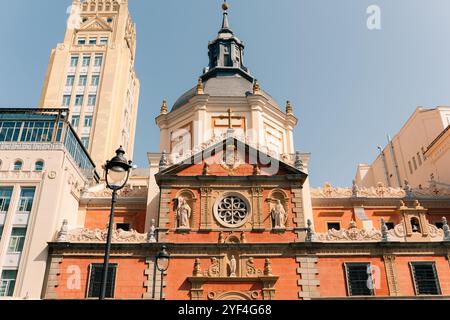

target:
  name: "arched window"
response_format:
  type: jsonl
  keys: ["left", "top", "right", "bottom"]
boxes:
{"left": 14, "top": 160, "right": 23, "bottom": 171}
{"left": 35, "top": 161, "right": 44, "bottom": 172}
{"left": 411, "top": 218, "right": 421, "bottom": 233}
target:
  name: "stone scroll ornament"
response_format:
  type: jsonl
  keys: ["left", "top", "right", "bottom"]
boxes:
{"left": 176, "top": 196, "right": 191, "bottom": 229}
{"left": 204, "top": 257, "right": 220, "bottom": 277}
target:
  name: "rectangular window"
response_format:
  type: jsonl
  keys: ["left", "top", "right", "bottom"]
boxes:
{"left": 62, "top": 95, "right": 71, "bottom": 107}
{"left": 79, "top": 75, "right": 87, "bottom": 86}
{"left": 417, "top": 152, "right": 422, "bottom": 166}
{"left": 412, "top": 157, "right": 417, "bottom": 170}
{"left": 327, "top": 222, "right": 341, "bottom": 231}
{"left": 0, "top": 270, "right": 17, "bottom": 297}
{"left": 82, "top": 56, "right": 91, "bottom": 67}
{"left": 87, "top": 95, "right": 97, "bottom": 106}
{"left": 89, "top": 37, "right": 97, "bottom": 45}
{"left": 75, "top": 95, "right": 84, "bottom": 106}
{"left": 385, "top": 222, "right": 395, "bottom": 230}
{"left": 77, "top": 37, "right": 86, "bottom": 45}
{"left": 70, "top": 56, "right": 79, "bottom": 67}
{"left": 411, "top": 262, "right": 441, "bottom": 295}
{"left": 81, "top": 137, "right": 90, "bottom": 149}
{"left": 0, "top": 121, "right": 21, "bottom": 142}
{"left": 116, "top": 223, "right": 130, "bottom": 231}
{"left": 0, "top": 187, "right": 13, "bottom": 212}
{"left": 71, "top": 115, "right": 80, "bottom": 128}
{"left": 91, "top": 75, "right": 100, "bottom": 86}
{"left": 18, "top": 187, "right": 35, "bottom": 212}
{"left": 99, "top": 37, "right": 108, "bottom": 45}
{"left": 20, "top": 121, "right": 54, "bottom": 142}
{"left": 87, "top": 264, "right": 117, "bottom": 298}
{"left": 66, "top": 75, "right": 75, "bottom": 86}
{"left": 345, "top": 263, "right": 374, "bottom": 296}
{"left": 7, "top": 228, "right": 27, "bottom": 253}
{"left": 84, "top": 116, "right": 93, "bottom": 127}
{"left": 94, "top": 55, "right": 103, "bottom": 67}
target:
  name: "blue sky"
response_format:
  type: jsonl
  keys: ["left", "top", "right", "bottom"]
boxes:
{"left": 1, "top": 0, "right": 450, "bottom": 187}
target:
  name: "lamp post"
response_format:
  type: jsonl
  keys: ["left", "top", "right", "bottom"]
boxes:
{"left": 99, "top": 146, "right": 133, "bottom": 300}
{"left": 155, "top": 246, "right": 170, "bottom": 300}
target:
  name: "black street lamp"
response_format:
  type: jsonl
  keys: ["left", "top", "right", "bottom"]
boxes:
{"left": 155, "top": 245, "right": 170, "bottom": 300}
{"left": 99, "top": 146, "right": 133, "bottom": 300}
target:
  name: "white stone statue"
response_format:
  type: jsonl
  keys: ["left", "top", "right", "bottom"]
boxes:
{"left": 177, "top": 197, "right": 191, "bottom": 229}
{"left": 230, "top": 255, "right": 237, "bottom": 277}
{"left": 271, "top": 200, "right": 287, "bottom": 229}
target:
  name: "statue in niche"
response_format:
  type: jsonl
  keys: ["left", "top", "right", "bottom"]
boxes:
{"left": 271, "top": 200, "right": 287, "bottom": 229}
{"left": 176, "top": 197, "right": 191, "bottom": 229}
{"left": 229, "top": 255, "right": 237, "bottom": 277}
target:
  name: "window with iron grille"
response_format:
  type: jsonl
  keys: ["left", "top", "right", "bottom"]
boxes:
{"left": 345, "top": 263, "right": 374, "bottom": 296}
{"left": 410, "top": 262, "right": 441, "bottom": 295}
{"left": 87, "top": 263, "right": 117, "bottom": 298}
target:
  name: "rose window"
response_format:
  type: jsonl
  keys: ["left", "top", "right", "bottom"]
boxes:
{"left": 214, "top": 195, "right": 250, "bottom": 228}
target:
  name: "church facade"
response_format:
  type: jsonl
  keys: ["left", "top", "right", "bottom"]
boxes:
{"left": 1, "top": 0, "right": 450, "bottom": 300}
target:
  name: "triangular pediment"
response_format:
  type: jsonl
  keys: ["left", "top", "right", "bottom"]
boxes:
{"left": 79, "top": 17, "right": 112, "bottom": 32}
{"left": 156, "top": 138, "right": 307, "bottom": 181}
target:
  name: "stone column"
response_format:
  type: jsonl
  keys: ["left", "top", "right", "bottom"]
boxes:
{"left": 251, "top": 187, "right": 264, "bottom": 231}
{"left": 383, "top": 255, "right": 400, "bottom": 296}
{"left": 200, "top": 188, "right": 213, "bottom": 230}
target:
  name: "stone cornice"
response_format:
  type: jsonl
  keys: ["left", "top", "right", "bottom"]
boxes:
{"left": 48, "top": 241, "right": 450, "bottom": 256}
{"left": 312, "top": 197, "right": 450, "bottom": 208}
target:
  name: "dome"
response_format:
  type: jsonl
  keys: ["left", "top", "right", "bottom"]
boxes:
{"left": 171, "top": 75, "right": 279, "bottom": 111}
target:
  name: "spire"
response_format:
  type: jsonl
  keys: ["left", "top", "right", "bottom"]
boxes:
{"left": 202, "top": 0, "right": 253, "bottom": 82}
{"left": 220, "top": 1, "right": 233, "bottom": 34}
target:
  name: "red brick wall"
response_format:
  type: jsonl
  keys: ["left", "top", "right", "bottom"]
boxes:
{"left": 317, "top": 257, "right": 389, "bottom": 297}
{"left": 165, "top": 186, "right": 297, "bottom": 243}
{"left": 56, "top": 257, "right": 146, "bottom": 299}
{"left": 313, "top": 207, "right": 403, "bottom": 232}
{"left": 164, "top": 257, "right": 299, "bottom": 300}
{"left": 395, "top": 256, "right": 450, "bottom": 296}
{"left": 85, "top": 209, "right": 146, "bottom": 233}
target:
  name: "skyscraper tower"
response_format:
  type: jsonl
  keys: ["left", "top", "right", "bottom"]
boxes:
{"left": 39, "top": 0, "right": 140, "bottom": 172}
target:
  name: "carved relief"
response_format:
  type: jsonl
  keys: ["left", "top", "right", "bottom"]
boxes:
{"left": 315, "top": 221, "right": 382, "bottom": 242}
{"left": 311, "top": 182, "right": 450, "bottom": 199}
{"left": 204, "top": 258, "right": 221, "bottom": 277}
{"left": 65, "top": 228, "right": 147, "bottom": 243}
{"left": 208, "top": 291, "right": 259, "bottom": 300}
{"left": 245, "top": 257, "right": 262, "bottom": 277}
